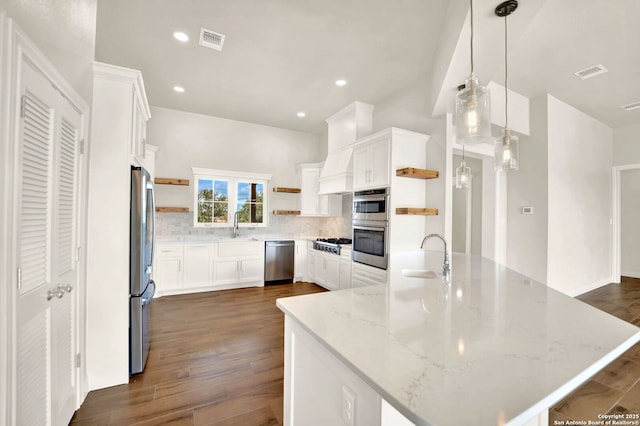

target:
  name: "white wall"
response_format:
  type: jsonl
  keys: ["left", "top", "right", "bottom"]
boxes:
{"left": 147, "top": 106, "right": 323, "bottom": 212}
{"left": 613, "top": 123, "right": 640, "bottom": 166}
{"left": 621, "top": 169, "right": 640, "bottom": 278}
{"left": 371, "top": 78, "right": 448, "bottom": 251}
{"left": 143, "top": 106, "right": 352, "bottom": 237}
{"left": 546, "top": 95, "right": 613, "bottom": 295}
{"left": 506, "top": 96, "right": 549, "bottom": 284}
{"left": 0, "top": 0, "right": 97, "bottom": 102}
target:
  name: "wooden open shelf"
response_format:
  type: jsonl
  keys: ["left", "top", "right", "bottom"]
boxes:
{"left": 396, "top": 208, "right": 438, "bottom": 216}
{"left": 396, "top": 168, "right": 439, "bottom": 180}
{"left": 155, "top": 177, "right": 190, "bottom": 186}
{"left": 272, "top": 187, "right": 301, "bottom": 193}
{"left": 156, "top": 207, "right": 189, "bottom": 213}
{"left": 272, "top": 210, "right": 301, "bottom": 215}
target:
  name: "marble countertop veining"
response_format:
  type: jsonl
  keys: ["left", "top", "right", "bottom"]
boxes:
{"left": 276, "top": 251, "right": 640, "bottom": 426}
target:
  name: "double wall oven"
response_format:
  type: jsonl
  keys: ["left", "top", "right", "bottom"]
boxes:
{"left": 352, "top": 188, "right": 389, "bottom": 270}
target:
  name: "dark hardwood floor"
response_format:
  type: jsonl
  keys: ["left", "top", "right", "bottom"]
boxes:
{"left": 549, "top": 276, "right": 640, "bottom": 423}
{"left": 71, "top": 278, "right": 640, "bottom": 425}
{"left": 70, "top": 282, "right": 325, "bottom": 425}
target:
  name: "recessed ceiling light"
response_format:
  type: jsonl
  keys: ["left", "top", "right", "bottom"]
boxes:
{"left": 297, "top": 112, "right": 306, "bottom": 118}
{"left": 173, "top": 86, "right": 185, "bottom": 93}
{"left": 335, "top": 79, "right": 347, "bottom": 87}
{"left": 173, "top": 31, "right": 189, "bottom": 42}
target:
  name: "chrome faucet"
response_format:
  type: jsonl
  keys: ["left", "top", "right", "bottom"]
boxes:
{"left": 420, "top": 234, "right": 450, "bottom": 279}
{"left": 233, "top": 211, "right": 240, "bottom": 238}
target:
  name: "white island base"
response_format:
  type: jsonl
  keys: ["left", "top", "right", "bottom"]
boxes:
{"left": 277, "top": 253, "right": 640, "bottom": 426}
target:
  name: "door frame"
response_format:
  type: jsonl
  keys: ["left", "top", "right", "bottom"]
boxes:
{"left": 611, "top": 163, "right": 640, "bottom": 283}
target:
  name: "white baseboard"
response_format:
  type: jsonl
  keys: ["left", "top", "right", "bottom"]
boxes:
{"left": 621, "top": 270, "right": 640, "bottom": 279}
{"left": 567, "top": 277, "right": 613, "bottom": 297}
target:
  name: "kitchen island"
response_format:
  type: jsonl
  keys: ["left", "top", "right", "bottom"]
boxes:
{"left": 276, "top": 252, "right": 640, "bottom": 426}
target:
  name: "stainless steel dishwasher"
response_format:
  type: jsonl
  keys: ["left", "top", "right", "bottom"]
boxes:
{"left": 264, "top": 240, "right": 295, "bottom": 284}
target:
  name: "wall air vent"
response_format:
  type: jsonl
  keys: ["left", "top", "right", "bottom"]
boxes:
{"left": 199, "top": 28, "right": 225, "bottom": 51}
{"left": 574, "top": 64, "right": 608, "bottom": 80}
{"left": 621, "top": 101, "right": 640, "bottom": 111}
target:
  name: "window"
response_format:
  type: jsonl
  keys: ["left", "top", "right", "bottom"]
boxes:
{"left": 192, "top": 168, "right": 271, "bottom": 228}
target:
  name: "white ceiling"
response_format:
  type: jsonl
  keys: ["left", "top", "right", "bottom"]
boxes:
{"left": 95, "top": 0, "right": 640, "bottom": 134}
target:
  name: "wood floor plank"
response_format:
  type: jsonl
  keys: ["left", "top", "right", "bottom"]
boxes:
{"left": 200, "top": 405, "right": 279, "bottom": 426}
{"left": 72, "top": 282, "right": 324, "bottom": 424}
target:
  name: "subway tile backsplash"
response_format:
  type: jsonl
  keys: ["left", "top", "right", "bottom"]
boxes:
{"left": 156, "top": 211, "right": 351, "bottom": 239}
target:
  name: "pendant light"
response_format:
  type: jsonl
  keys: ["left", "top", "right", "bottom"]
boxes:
{"left": 455, "top": 0, "right": 492, "bottom": 145}
{"left": 455, "top": 146, "right": 472, "bottom": 189}
{"left": 494, "top": 0, "right": 519, "bottom": 171}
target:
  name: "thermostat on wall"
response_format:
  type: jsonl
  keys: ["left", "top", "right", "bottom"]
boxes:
{"left": 521, "top": 206, "right": 534, "bottom": 215}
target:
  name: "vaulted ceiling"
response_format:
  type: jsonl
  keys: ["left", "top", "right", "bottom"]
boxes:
{"left": 95, "top": 0, "right": 640, "bottom": 134}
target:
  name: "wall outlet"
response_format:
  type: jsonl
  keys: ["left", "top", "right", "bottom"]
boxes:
{"left": 342, "top": 386, "right": 356, "bottom": 426}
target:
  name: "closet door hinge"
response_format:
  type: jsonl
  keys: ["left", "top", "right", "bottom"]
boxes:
{"left": 75, "top": 353, "right": 81, "bottom": 368}
{"left": 20, "top": 95, "right": 26, "bottom": 118}
{"left": 79, "top": 139, "right": 85, "bottom": 154}
{"left": 17, "top": 267, "right": 22, "bottom": 290}
{"left": 76, "top": 246, "right": 82, "bottom": 263}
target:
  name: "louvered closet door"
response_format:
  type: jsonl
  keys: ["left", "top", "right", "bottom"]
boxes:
{"left": 15, "top": 56, "right": 82, "bottom": 425}
{"left": 51, "top": 93, "right": 81, "bottom": 425}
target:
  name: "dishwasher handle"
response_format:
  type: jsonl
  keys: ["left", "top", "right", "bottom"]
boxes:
{"left": 266, "top": 241, "right": 295, "bottom": 247}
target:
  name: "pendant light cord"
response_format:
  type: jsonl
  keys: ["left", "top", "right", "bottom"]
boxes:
{"left": 504, "top": 13, "right": 508, "bottom": 129}
{"left": 470, "top": 0, "right": 474, "bottom": 74}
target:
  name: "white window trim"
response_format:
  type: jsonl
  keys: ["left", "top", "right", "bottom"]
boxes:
{"left": 192, "top": 167, "right": 272, "bottom": 228}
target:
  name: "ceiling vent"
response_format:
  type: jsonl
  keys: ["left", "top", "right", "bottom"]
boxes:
{"left": 574, "top": 64, "right": 608, "bottom": 80}
{"left": 199, "top": 28, "right": 225, "bottom": 51}
{"left": 621, "top": 101, "right": 640, "bottom": 111}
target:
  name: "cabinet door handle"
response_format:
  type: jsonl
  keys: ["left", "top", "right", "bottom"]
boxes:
{"left": 239, "top": 260, "right": 243, "bottom": 272}
{"left": 178, "top": 260, "right": 181, "bottom": 271}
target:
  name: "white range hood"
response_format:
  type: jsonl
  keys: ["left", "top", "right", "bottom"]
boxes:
{"left": 318, "top": 101, "right": 374, "bottom": 195}
{"left": 318, "top": 146, "right": 353, "bottom": 195}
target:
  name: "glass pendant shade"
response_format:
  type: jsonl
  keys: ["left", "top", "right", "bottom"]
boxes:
{"left": 495, "top": 128, "right": 519, "bottom": 171}
{"left": 455, "top": 159, "right": 472, "bottom": 189}
{"left": 454, "top": 75, "right": 492, "bottom": 145}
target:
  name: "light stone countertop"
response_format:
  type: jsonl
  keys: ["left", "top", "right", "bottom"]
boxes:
{"left": 156, "top": 234, "right": 319, "bottom": 243}
{"left": 276, "top": 251, "right": 640, "bottom": 426}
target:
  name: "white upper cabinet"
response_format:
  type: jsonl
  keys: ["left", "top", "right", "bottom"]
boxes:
{"left": 298, "top": 163, "right": 342, "bottom": 217}
{"left": 352, "top": 137, "right": 390, "bottom": 190}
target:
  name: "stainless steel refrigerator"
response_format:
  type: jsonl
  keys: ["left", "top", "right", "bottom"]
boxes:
{"left": 130, "top": 166, "right": 156, "bottom": 375}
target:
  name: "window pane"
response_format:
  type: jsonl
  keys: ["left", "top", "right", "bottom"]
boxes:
{"left": 237, "top": 202, "right": 249, "bottom": 223}
{"left": 214, "top": 181, "right": 228, "bottom": 202}
{"left": 237, "top": 182, "right": 250, "bottom": 203}
{"left": 255, "top": 204, "right": 263, "bottom": 223}
{"left": 198, "top": 201, "right": 212, "bottom": 223}
{"left": 198, "top": 179, "right": 213, "bottom": 202}
{"left": 254, "top": 183, "right": 263, "bottom": 202}
{"left": 214, "top": 202, "right": 227, "bottom": 223}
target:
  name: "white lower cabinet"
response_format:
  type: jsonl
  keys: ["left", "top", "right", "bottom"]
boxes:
{"left": 183, "top": 244, "right": 213, "bottom": 288}
{"left": 352, "top": 262, "right": 387, "bottom": 288}
{"left": 155, "top": 240, "right": 264, "bottom": 295}
{"left": 315, "top": 254, "right": 340, "bottom": 291}
{"left": 339, "top": 259, "right": 352, "bottom": 290}
{"left": 213, "top": 240, "right": 263, "bottom": 286}
{"left": 155, "top": 244, "right": 184, "bottom": 294}
{"left": 294, "top": 240, "right": 307, "bottom": 282}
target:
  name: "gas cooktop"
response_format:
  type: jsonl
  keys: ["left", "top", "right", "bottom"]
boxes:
{"left": 313, "top": 238, "right": 352, "bottom": 255}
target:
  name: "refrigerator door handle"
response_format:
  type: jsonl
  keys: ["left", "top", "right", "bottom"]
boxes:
{"left": 146, "top": 179, "right": 156, "bottom": 272}
{"left": 141, "top": 280, "right": 156, "bottom": 306}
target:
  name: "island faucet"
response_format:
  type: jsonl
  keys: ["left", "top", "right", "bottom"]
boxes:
{"left": 233, "top": 211, "right": 240, "bottom": 238}
{"left": 420, "top": 234, "right": 450, "bottom": 279}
